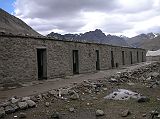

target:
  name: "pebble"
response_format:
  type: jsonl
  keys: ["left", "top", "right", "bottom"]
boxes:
{"left": 69, "top": 107, "right": 75, "bottom": 112}
{"left": 19, "top": 112, "right": 27, "bottom": 118}
{"left": 45, "top": 102, "right": 50, "bottom": 107}
{"left": 121, "top": 109, "right": 131, "bottom": 117}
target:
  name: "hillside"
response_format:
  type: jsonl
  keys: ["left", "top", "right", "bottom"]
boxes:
{"left": 125, "top": 33, "right": 160, "bottom": 50}
{"left": 140, "top": 35, "right": 160, "bottom": 50}
{"left": 0, "top": 8, "right": 40, "bottom": 36}
{"left": 47, "top": 29, "right": 129, "bottom": 47}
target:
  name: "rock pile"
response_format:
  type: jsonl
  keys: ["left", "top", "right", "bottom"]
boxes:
{"left": 0, "top": 96, "right": 36, "bottom": 118}
{"left": 0, "top": 62, "right": 160, "bottom": 118}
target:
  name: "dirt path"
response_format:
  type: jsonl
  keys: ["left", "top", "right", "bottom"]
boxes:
{"left": 0, "top": 62, "right": 153, "bottom": 101}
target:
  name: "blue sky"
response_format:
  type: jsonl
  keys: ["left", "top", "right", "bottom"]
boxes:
{"left": 0, "top": 0, "right": 15, "bottom": 14}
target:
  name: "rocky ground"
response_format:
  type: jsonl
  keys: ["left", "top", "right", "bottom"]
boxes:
{"left": 0, "top": 62, "right": 160, "bottom": 119}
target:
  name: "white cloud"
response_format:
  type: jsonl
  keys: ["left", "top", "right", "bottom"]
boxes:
{"left": 14, "top": 0, "right": 160, "bottom": 37}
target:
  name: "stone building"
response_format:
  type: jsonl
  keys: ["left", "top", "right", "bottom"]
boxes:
{"left": 0, "top": 34, "right": 146, "bottom": 83}
{"left": 146, "top": 49, "right": 160, "bottom": 61}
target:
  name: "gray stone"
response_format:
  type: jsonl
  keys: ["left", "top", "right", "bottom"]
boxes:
{"left": 96, "top": 109, "right": 104, "bottom": 116}
{"left": 18, "top": 102, "right": 28, "bottom": 109}
{"left": 142, "top": 114, "right": 147, "bottom": 117}
{"left": 0, "top": 102, "right": 10, "bottom": 107}
{"left": 5, "top": 105, "right": 15, "bottom": 114}
{"left": 0, "top": 107, "right": 5, "bottom": 118}
{"left": 157, "top": 114, "right": 160, "bottom": 118}
{"left": 121, "top": 109, "right": 131, "bottom": 117}
{"left": 11, "top": 98, "right": 19, "bottom": 104}
{"left": 19, "top": 112, "right": 27, "bottom": 118}
{"left": 137, "top": 96, "right": 150, "bottom": 103}
{"left": 45, "top": 102, "right": 50, "bottom": 107}
{"left": 51, "top": 112, "right": 60, "bottom": 119}
{"left": 25, "top": 100, "right": 36, "bottom": 107}
{"left": 30, "top": 96, "right": 38, "bottom": 102}
{"left": 70, "top": 93, "right": 79, "bottom": 100}
{"left": 151, "top": 110, "right": 159, "bottom": 116}
{"left": 42, "top": 93, "right": 49, "bottom": 99}
{"left": 48, "top": 90, "right": 57, "bottom": 96}
{"left": 69, "top": 107, "right": 75, "bottom": 112}
{"left": 22, "top": 97, "right": 30, "bottom": 101}
{"left": 59, "top": 88, "right": 69, "bottom": 97}
{"left": 10, "top": 104, "right": 19, "bottom": 111}
{"left": 37, "top": 94, "right": 42, "bottom": 100}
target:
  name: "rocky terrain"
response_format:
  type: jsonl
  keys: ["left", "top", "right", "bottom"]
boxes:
{"left": 0, "top": 62, "right": 160, "bottom": 119}
{"left": 47, "top": 29, "right": 129, "bottom": 47}
{"left": 47, "top": 30, "right": 160, "bottom": 50}
{"left": 126, "top": 33, "right": 160, "bottom": 50}
{"left": 0, "top": 8, "right": 40, "bottom": 36}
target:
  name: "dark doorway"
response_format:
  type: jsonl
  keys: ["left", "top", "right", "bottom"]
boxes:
{"left": 111, "top": 51, "right": 114, "bottom": 68}
{"left": 37, "top": 49, "right": 47, "bottom": 80}
{"left": 96, "top": 50, "right": 100, "bottom": 70}
{"left": 73, "top": 50, "right": 79, "bottom": 74}
{"left": 122, "top": 51, "right": 125, "bottom": 65}
{"left": 130, "top": 51, "right": 133, "bottom": 64}
{"left": 142, "top": 52, "right": 144, "bottom": 62}
{"left": 137, "top": 51, "right": 139, "bottom": 63}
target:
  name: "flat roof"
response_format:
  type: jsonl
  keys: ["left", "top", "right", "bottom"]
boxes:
{"left": 0, "top": 33, "right": 146, "bottom": 51}
{"left": 146, "top": 49, "right": 160, "bottom": 56}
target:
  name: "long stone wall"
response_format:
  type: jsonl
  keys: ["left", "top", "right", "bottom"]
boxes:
{"left": 0, "top": 35, "right": 146, "bottom": 83}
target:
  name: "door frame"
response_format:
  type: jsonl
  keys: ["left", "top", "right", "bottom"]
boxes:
{"left": 111, "top": 51, "right": 114, "bottom": 68}
{"left": 37, "top": 48, "right": 47, "bottom": 80}
{"left": 72, "top": 50, "right": 79, "bottom": 74}
{"left": 96, "top": 50, "right": 100, "bottom": 70}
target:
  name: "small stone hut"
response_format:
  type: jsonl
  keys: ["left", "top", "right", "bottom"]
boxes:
{"left": 146, "top": 49, "right": 160, "bottom": 61}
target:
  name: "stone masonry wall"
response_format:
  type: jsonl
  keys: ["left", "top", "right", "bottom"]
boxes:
{"left": 0, "top": 35, "right": 146, "bottom": 83}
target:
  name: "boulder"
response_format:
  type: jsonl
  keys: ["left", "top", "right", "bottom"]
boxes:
{"left": 10, "top": 104, "right": 19, "bottom": 111}
{"left": 22, "top": 97, "right": 30, "bottom": 101}
{"left": 0, "top": 107, "right": 5, "bottom": 118}
{"left": 11, "top": 98, "right": 20, "bottom": 104}
{"left": 137, "top": 96, "right": 150, "bottom": 103}
{"left": 5, "top": 106, "right": 15, "bottom": 114}
{"left": 18, "top": 102, "right": 28, "bottom": 110}
{"left": 96, "top": 109, "right": 104, "bottom": 116}
{"left": 0, "top": 101, "right": 10, "bottom": 107}
{"left": 25, "top": 100, "right": 36, "bottom": 107}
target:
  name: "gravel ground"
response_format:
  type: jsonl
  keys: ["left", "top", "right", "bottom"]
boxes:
{"left": 1, "top": 61, "right": 160, "bottom": 119}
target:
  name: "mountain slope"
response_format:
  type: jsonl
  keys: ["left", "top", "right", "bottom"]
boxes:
{"left": 126, "top": 33, "right": 159, "bottom": 48}
{"left": 47, "top": 29, "right": 129, "bottom": 47}
{"left": 140, "top": 35, "right": 160, "bottom": 50}
{"left": 0, "top": 8, "right": 40, "bottom": 36}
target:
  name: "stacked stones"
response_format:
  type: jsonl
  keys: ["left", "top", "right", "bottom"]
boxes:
{"left": 0, "top": 96, "right": 36, "bottom": 118}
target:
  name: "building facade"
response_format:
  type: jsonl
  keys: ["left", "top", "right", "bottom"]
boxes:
{"left": 146, "top": 50, "right": 160, "bottom": 61}
{"left": 0, "top": 34, "right": 146, "bottom": 83}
